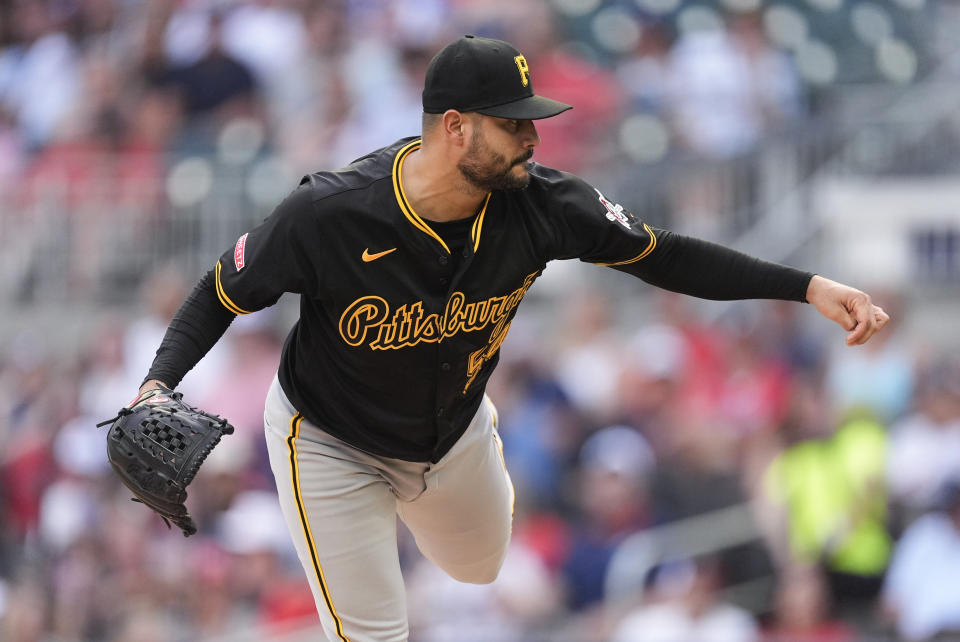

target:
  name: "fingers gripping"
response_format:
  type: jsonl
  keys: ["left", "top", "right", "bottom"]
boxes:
{"left": 874, "top": 305, "right": 890, "bottom": 329}
{"left": 846, "top": 293, "right": 877, "bottom": 346}
{"left": 807, "top": 276, "right": 889, "bottom": 347}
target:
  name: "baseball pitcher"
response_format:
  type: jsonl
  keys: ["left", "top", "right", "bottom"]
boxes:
{"left": 107, "top": 36, "right": 888, "bottom": 642}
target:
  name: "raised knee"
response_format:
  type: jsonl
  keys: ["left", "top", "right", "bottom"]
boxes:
{"left": 452, "top": 566, "right": 500, "bottom": 585}
{"left": 446, "top": 552, "right": 506, "bottom": 585}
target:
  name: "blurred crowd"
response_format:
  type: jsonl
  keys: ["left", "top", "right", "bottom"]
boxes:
{"left": 2, "top": 266, "right": 960, "bottom": 641}
{"left": 0, "top": 0, "right": 843, "bottom": 305}
{"left": 482, "top": 287, "right": 960, "bottom": 642}
{"left": 0, "top": 0, "right": 825, "bottom": 179}
{"left": 1, "top": 0, "right": 958, "bottom": 641}
{"left": 0, "top": 0, "right": 944, "bottom": 305}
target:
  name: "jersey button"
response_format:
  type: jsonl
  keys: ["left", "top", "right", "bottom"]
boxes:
{"left": 440, "top": 277, "right": 449, "bottom": 286}
{"left": 438, "top": 255, "right": 449, "bottom": 266}
{"left": 441, "top": 362, "right": 451, "bottom": 371}
{"left": 436, "top": 407, "right": 445, "bottom": 417}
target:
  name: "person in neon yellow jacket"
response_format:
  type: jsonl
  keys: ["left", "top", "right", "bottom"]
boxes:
{"left": 762, "top": 414, "right": 890, "bottom": 598}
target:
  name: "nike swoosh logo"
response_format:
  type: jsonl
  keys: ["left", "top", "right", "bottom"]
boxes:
{"left": 362, "top": 247, "right": 397, "bottom": 262}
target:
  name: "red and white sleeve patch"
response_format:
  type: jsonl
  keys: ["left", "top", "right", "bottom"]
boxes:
{"left": 233, "top": 233, "right": 248, "bottom": 270}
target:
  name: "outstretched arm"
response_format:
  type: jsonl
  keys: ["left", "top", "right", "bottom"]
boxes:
{"left": 805, "top": 275, "right": 889, "bottom": 346}
{"left": 618, "top": 231, "right": 889, "bottom": 345}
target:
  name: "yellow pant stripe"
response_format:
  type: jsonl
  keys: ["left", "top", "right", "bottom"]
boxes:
{"left": 287, "top": 413, "right": 350, "bottom": 642}
{"left": 487, "top": 399, "right": 515, "bottom": 518}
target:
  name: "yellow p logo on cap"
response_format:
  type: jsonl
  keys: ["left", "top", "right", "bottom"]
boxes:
{"left": 514, "top": 55, "right": 530, "bottom": 87}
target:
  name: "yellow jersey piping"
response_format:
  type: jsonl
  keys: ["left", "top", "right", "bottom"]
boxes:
{"left": 592, "top": 224, "right": 658, "bottom": 267}
{"left": 214, "top": 261, "right": 252, "bottom": 315}
{"left": 471, "top": 193, "right": 492, "bottom": 253}
{"left": 392, "top": 140, "right": 491, "bottom": 254}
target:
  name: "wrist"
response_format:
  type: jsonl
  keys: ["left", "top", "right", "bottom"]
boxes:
{"left": 139, "top": 379, "right": 169, "bottom": 395}
{"left": 805, "top": 274, "right": 825, "bottom": 303}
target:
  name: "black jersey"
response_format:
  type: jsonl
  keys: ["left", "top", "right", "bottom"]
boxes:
{"left": 160, "top": 137, "right": 811, "bottom": 463}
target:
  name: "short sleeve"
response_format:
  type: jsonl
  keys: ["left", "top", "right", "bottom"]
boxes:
{"left": 534, "top": 168, "right": 658, "bottom": 267}
{"left": 213, "top": 184, "right": 317, "bottom": 314}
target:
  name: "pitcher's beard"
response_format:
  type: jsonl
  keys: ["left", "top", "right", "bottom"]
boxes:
{"left": 458, "top": 135, "right": 534, "bottom": 192}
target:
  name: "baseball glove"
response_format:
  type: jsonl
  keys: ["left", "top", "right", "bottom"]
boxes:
{"left": 97, "top": 386, "right": 234, "bottom": 536}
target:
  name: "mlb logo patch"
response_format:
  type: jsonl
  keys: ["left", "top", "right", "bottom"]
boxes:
{"left": 595, "top": 189, "right": 632, "bottom": 230}
{"left": 234, "top": 233, "right": 248, "bottom": 270}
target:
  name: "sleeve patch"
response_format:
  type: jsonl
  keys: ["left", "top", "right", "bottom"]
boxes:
{"left": 595, "top": 188, "right": 632, "bottom": 230}
{"left": 234, "top": 233, "right": 248, "bottom": 270}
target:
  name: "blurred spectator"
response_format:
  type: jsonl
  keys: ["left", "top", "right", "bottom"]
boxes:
{"left": 616, "top": 25, "right": 672, "bottom": 116}
{"left": 0, "top": 3, "right": 81, "bottom": 148}
{"left": 616, "top": 322, "right": 687, "bottom": 450}
{"left": 660, "top": 13, "right": 804, "bottom": 238}
{"left": 764, "top": 564, "right": 856, "bottom": 642}
{"left": 886, "top": 357, "right": 960, "bottom": 518}
{"left": 49, "top": 537, "right": 112, "bottom": 639}
{"left": 273, "top": 3, "right": 351, "bottom": 169}
{"left": 561, "top": 426, "right": 654, "bottom": 612}
{"left": 753, "top": 300, "right": 826, "bottom": 377}
{"left": 728, "top": 14, "right": 803, "bottom": 133}
{"left": 761, "top": 413, "right": 891, "bottom": 607}
{"left": 221, "top": 0, "right": 309, "bottom": 97}
{"left": 0, "top": 572, "right": 47, "bottom": 642}
{"left": 70, "top": 0, "right": 134, "bottom": 60}
{"left": 664, "top": 14, "right": 801, "bottom": 161}
{"left": 116, "top": 87, "right": 176, "bottom": 204}
{"left": 407, "top": 539, "right": 560, "bottom": 642}
{"left": 494, "top": 357, "right": 580, "bottom": 512}
{"left": 327, "top": 40, "right": 432, "bottom": 168}
{"left": 882, "top": 480, "right": 960, "bottom": 641}
{"left": 215, "top": 489, "right": 310, "bottom": 633}
{"left": 611, "top": 555, "right": 760, "bottom": 642}
{"left": 666, "top": 27, "right": 762, "bottom": 160}
{"left": 552, "top": 291, "right": 623, "bottom": 425}
{"left": 157, "top": 9, "right": 260, "bottom": 136}
{"left": 198, "top": 311, "right": 283, "bottom": 482}
{"left": 78, "top": 319, "right": 132, "bottom": 420}
{"left": 642, "top": 405, "right": 776, "bottom": 596}
{"left": 654, "top": 292, "right": 731, "bottom": 424}
{"left": 162, "top": 1, "right": 220, "bottom": 67}
{"left": 122, "top": 264, "right": 230, "bottom": 402}
{"left": 257, "top": 576, "right": 317, "bottom": 636}
{"left": 0, "top": 334, "right": 57, "bottom": 539}
{"left": 38, "top": 465, "right": 100, "bottom": 555}
{"left": 649, "top": 409, "right": 744, "bottom": 524}
{"left": 825, "top": 292, "right": 914, "bottom": 423}
{"left": 714, "top": 325, "right": 792, "bottom": 438}
{"left": 321, "top": 1, "right": 447, "bottom": 167}
{"left": 504, "top": 2, "right": 624, "bottom": 173}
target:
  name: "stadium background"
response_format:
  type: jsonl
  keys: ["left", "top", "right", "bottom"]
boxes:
{"left": 1, "top": 0, "right": 959, "bottom": 640}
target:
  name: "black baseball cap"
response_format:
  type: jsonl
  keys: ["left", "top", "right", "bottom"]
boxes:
{"left": 422, "top": 35, "right": 572, "bottom": 120}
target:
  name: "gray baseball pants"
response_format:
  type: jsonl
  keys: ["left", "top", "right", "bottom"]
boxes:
{"left": 263, "top": 376, "right": 515, "bottom": 642}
